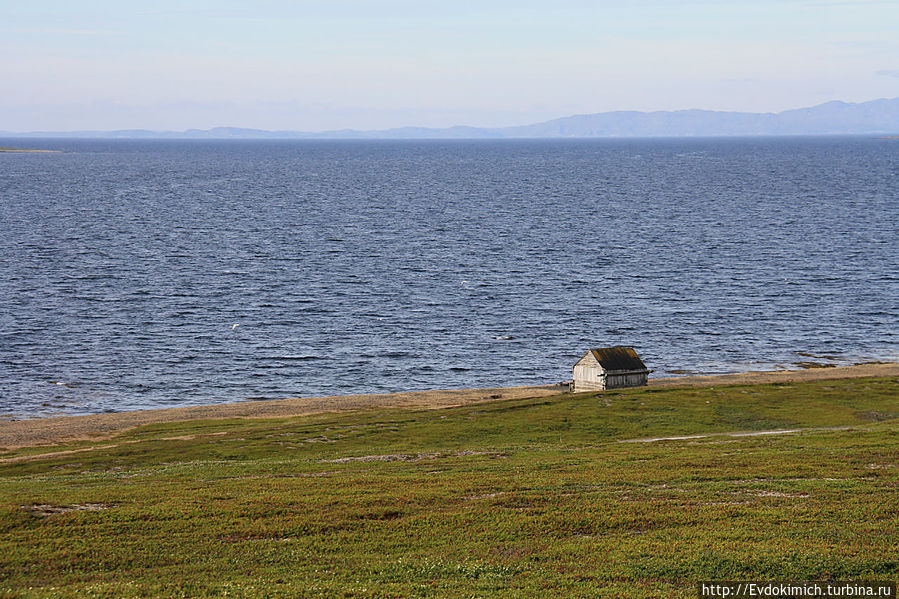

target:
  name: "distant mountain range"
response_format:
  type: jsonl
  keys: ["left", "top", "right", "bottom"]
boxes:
{"left": 4, "top": 98, "right": 899, "bottom": 139}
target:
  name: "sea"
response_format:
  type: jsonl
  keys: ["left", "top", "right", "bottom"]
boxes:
{"left": 1, "top": 137, "right": 896, "bottom": 418}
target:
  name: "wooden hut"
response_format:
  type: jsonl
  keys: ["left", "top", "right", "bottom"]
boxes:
{"left": 572, "top": 347, "right": 649, "bottom": 392}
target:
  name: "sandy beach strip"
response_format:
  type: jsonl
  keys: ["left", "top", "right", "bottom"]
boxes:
{"left": 1, "top": 363, "right": 896, "bottom": 450}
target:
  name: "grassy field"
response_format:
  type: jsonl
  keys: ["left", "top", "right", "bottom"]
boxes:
{"left": 0, "top": 147, "right": 58, "bottom": 153}
{"left": 0, "top": 377, "right": 896, "bottom": 597}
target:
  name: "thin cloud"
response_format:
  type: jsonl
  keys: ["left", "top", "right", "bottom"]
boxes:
{"left": 139, "top": 8, "right": 249, "bottom": 18}
{"left": 803, "top": 0, "right": 895, "bottom": 6}
{"left": 875, "top": 69, "right": 899, "bottom": 78}
{"left": 18, "top": 28, "right": 122, "bottom": 36}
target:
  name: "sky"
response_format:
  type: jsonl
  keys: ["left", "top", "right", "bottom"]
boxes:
{"left": 2, "top": 0, "right": 899, "bottom": 131}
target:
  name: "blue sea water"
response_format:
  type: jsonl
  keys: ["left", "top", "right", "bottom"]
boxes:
{"left": 0, "top": 137, "right": 896, "bottom": 418}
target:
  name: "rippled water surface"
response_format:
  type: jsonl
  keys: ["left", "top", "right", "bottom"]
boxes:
{"left": 1, "top": 137, "right": 896, "bottom": 417}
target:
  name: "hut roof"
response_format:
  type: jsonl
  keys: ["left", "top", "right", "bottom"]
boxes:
{"left": 588, "top": 346, "right": 648, "bottom": 372}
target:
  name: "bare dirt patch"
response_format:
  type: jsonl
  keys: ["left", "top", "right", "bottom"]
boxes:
{"left": 753, "top": 491, "right": 809, "bottom": 498}
{"left": 23, "top": 503, "right": 113, "bottom": 517}
{"left": 467, "top": 492, "right": 506, "bottom": 501}
{"left": 323, "top": 450, "right": 504, "bottom": 464}
{"left": 618, "top": 426, "right": 853, "bottom": 444}
{"left": 865, "top": 463, "right": 895, "bottom": 470}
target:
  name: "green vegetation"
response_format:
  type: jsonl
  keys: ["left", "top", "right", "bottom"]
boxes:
{"left": 0, "top": 378, "right": 896, "bottom": 598}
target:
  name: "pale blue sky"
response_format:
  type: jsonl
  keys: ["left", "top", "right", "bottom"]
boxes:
{"left": 3, "top": 0, "right": 898, "bottom": 131}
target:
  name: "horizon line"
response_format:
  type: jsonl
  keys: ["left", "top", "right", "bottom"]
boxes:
{"left": 2, "top": 96, "right": 897, "bottom": 138}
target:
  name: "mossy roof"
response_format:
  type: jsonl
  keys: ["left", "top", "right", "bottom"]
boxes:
{"left": 588, "top": 346, "right": 649, "bottom": 373}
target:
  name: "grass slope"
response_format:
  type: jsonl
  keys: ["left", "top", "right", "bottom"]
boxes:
{"left": 0, "top": 378, "right": 896, "bottom": 598}
{"left": 0, "top": 147, "right": 58, "bottom": 153}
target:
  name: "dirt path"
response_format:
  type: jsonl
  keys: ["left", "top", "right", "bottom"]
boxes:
{"left": 0, "top": 424, "right": 865, "bottom": 465}
{"left": 1, "top": 363, "right": 895, "bottom": 451}
{"left": 646, "top": 363, "right": 898, "bottom": 388}
{"left": 617, "top": 426, "right": 854, "bottom": 443}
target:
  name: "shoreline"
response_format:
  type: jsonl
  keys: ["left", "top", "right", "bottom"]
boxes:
{"left": 0, "top": 147, "right": 60, "bottom": 153}
{"left": 1, "top": 363, "right": 896, "bottom": 450}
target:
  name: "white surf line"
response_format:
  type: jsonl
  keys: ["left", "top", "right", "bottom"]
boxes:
{"left": 618, "top": 426, "right": 854, "bottom": 443}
